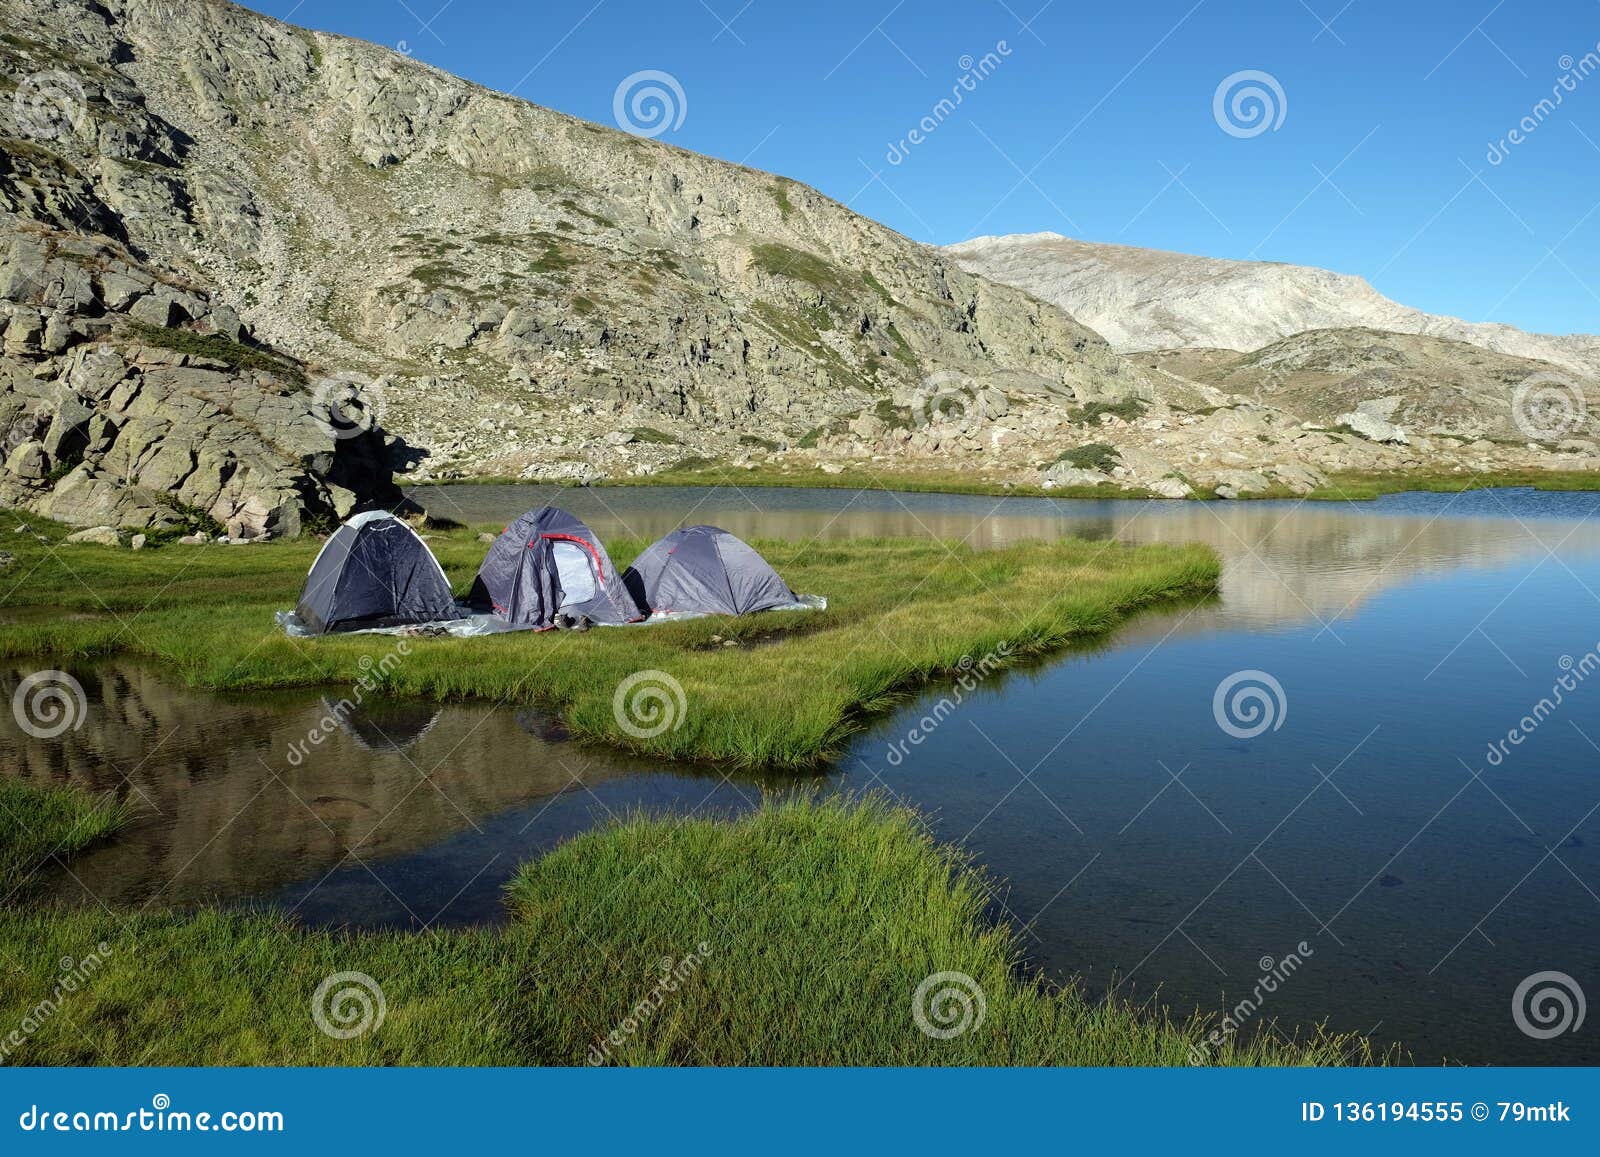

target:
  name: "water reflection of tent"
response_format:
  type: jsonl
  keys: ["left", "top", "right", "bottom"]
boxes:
{"left": 323, "top": 697, "right": 442, "bottom": 752}
{"left": 515, "top": 709, "right": 570, "bottom": 744}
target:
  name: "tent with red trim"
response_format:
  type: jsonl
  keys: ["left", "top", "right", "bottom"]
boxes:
{"left": 467, "top": 506, "right": 641, "bottom": 629}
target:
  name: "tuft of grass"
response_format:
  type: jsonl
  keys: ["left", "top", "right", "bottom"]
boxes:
{"left": 0, "top": 780, "right": 128, "bottom": 893}
{"left": 0, "top": 790, "right": 1369, "bottom": 1066}
{"left": 123, "top": 321, "right": 305, "bottom": 385}
{"left": 1071, "top": 398, "right": 1148, "bottom": 424}
{"left": 0, "top": 520, "right": 1215, "bottom": 768}
{"left": 750, "top": 243, "right": 853, "bottom": 298}
{"left": 628, "top": 426, "right": 681, "bottom": 445}
{"left": 1053, "top": 443, "right": 1121, "bottom": 472}
{"left": 529, "top": 241, "right": 573, "bottom": 273}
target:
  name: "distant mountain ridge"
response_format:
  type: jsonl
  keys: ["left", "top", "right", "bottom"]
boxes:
{"left": 946, "top": 232, "right": 1600, "bottom": 380}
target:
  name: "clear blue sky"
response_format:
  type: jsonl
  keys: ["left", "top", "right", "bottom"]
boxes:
{"left": 248, "top": 0, "right": 1600, "bottom": 335}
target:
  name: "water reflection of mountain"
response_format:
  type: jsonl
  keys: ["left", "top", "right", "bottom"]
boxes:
{"left": 0, "top": 665, "right": 639, "bottom": 910}
{"left": 431, "top": 484, "right": 1600, "bottom": 634}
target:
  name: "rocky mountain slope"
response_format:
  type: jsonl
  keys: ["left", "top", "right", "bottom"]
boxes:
{"left": 0, "top": 211, "right": 396, "bottom": 536}
{"left": 0, "top": 0, "right": 1593, "bottom": 530}
{"left": 947, "top": 232, "right": 1600, "bottom": 379}
{"left": 0, "top": 0, "right": 1145, "bottom": 514}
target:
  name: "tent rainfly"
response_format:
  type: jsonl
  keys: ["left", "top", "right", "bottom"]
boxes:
{"left": 294, "top": 510, "right": 462, "bottom": 634}
{"left": 622, "top": 525, "right": 800, "bottom": 617}
{"left": 468, "top": 506, "right": 641, "bottom": 629}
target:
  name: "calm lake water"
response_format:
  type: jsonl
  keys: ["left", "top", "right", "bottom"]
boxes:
{"left": 6, "top": 484, "right": 1600, "bottom": 1065}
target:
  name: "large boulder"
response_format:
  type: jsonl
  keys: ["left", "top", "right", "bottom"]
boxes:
{"left": 5, "top": 439, "right": 48, "bottom": 479}
{"left": 1041, "top": 461, "right": 1109, "bottom": 488}
{"left": 65, "top": 525, "right": 128, "bottom": 546}
{"left": 0, "top": 224, "right": 400, "bottom": 537}
{"left": 1336, "top": 399, "right": 1410, "bottom": 445}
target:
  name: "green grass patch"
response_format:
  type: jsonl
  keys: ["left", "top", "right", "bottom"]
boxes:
{"left": 0, "top": 790, "right": 1366, "bottom": 1065}
{"left": 750, "top": 243, "right": 854, "bottom": 298}
{"left": 628, "top": 426, "right": 681, "bottom": 445}
{"left": 407, "top": 260, "right": 465, "bottom": 291}
{"left": 0, "top": 780, "right": 128, "bottom": 894}
{"left": 1071, "top": 398, "right": 1148, "bottom": 424}
{"left": 1053, "top": 443, "right": 1121, "bottom": 472}
{"left": 862, "top": 270, "right": 898, "bottom": 306}
{"left": 123, "top": 322, "right": 304, "bottom": 385}
{"left": 558, "top": 198, "right": 615, "bottom": 228}
{"left": 530, "top": 241, "right": 574, "bottom": 273}
{"left": 883, "top": 322, "right": 918, "bottom": 369}
{"left": 1306, "top": 468, "right": 1600, "bottom": 501}
{"left": 0, "top": 521, "right": 1215, "bottom": 768}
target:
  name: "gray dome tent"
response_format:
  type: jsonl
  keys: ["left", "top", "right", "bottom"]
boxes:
{"left": 622, "top": 525, "right": 799, "bottom": 617}
{"left": 468, "top": 506, "right": 641, "bottom": 629}
{"left": 294, "top": 511, "right": 462, "bottom": 634}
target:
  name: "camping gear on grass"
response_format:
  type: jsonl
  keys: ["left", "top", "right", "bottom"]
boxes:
{"left": 288, "top": 511, "right": 463, "bottom": 635}
{"left": 622, "top": 525, "right": 812, "bottom": 618}
{"left": 468, "top": 506, "right": 642, "bottom": 629}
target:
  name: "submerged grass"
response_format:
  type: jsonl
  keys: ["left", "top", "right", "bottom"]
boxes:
{"left": 0, "top": 521, "right": 1217, "bottom": 768}
{"left": 1306, "top": 468, "right": 1600, "bottom": 501}
{"left": 0, "top": 781, "right": 127, "bottom": 894}
{"left": 0, "top": 790, "right": 1368, "bottom": 1066}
